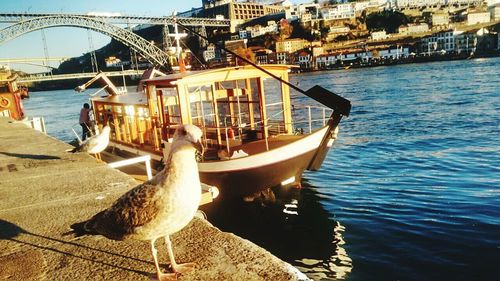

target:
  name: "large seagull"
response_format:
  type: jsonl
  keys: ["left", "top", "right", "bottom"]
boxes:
{"left": 70, "top": 124, "right": 204, "bottom": 280}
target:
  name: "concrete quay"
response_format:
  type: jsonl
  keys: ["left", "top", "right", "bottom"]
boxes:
{"left": 0, "top": 117, "right": 308, "bottom": 281}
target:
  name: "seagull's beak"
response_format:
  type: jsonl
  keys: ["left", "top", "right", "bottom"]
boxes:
{"left": 194, "top": 139, "right": 205, "bottom": 155}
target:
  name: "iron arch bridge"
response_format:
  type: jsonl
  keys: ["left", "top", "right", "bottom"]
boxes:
{"left": 0, "top": 15, "right": 187, "bottom": 67}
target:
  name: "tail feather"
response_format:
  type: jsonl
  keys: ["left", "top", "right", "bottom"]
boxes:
{"left": 68, "top": 221, "right": 91, "bottom": 237}
{"left": 66, "top": 144, "right": 82, "bottom": 153}
{"left": 66, "top": 209, "right": 108, "bottom": 237}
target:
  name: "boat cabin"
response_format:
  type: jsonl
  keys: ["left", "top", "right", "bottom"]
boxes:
{"left": 90, "top": 65, "right": 296, "bottom": 160}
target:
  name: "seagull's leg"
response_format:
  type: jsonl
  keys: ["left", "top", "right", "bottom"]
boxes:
{"left": 94, "top": 153, "right": 103, "bottom": 162}
{"left": 150, "top": 239, "right": 176, "bottom": 281}
{"left": 164, "top": 235, "right": 196, "bottom": 274}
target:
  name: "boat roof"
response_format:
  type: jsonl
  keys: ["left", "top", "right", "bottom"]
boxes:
{"left": 142, "top": 65, "right": 292, "bottom": 86}
{"left": 91, "top": 91, "right": 147, "bottom": 105}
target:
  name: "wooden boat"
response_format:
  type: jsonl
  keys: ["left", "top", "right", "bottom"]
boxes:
{"left": 81, "top": 65, "right": 350, "bottom": 198}
{"left": 0, "top": 67, "right": 26, "bottom": 121}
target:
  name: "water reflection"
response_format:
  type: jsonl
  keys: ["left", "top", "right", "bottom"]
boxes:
{"left": 294, "top": 221, "right": 352, "bottom": 280}
{"left": 201, "top": 181, "right": 352, "bottom": 280}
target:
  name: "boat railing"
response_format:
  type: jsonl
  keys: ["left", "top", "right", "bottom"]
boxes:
{"left": 30, "top": 117, "right": 47, "bottom": 134}
{"left": 108, "top": 154, "right": 153, "bottom": 180}
{"left": 292, "top": 105, "right": 333, "bottom": 134}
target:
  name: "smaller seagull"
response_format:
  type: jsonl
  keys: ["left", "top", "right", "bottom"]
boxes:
{"left": 70, "top": 126, "right": 110, "bottom": 159}
{"left": 69, "top": 124, "right": 204, "bottom": 281}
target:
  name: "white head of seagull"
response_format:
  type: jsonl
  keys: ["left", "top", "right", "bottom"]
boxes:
{"left": 69, "top": 124, "right": 204, "bottom": 281}
{"left": 171, "top": 124, "right": 204, "bottom": 154}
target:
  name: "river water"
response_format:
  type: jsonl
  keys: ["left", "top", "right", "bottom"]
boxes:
{"left": 22, "top": 58, "right": 500, "bottom": 281}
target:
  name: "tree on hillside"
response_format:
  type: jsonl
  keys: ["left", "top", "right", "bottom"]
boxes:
{"left": 234, "top": 47, "right": 255, "bottom": 66}
{"left": 366, "top": 10, "right": 410, "bottom": 33}
{"left": 279, "top": 19, "right": 293, "bottom": 40}
{"left": 290, "top": 21, "right": 315, "bottom": 41}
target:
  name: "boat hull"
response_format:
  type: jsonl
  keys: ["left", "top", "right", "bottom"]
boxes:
{"left": 198, "top": 125, "right": 334, "bottom": 197}
{"left": 199, "top": 149, "right": 317, "bottom": 197}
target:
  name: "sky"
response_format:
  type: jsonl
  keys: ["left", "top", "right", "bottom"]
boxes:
{"left": 0, "top": 0, "right": 311, "bottom": 73}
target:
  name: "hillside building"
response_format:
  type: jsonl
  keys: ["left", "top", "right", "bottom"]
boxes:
{"left": 432, "top": 13, "right": 450, "bottom": 26}
{"left": 371, "top": 30, "right": 389, "bottom": 40}
{"left": 198, "top": 0, "right": 284, "bottom": 32}
{"left": 321, "top": 4, "right": 355, "bottom": 21}
{"left": 276, "top": 38, "right": 309, "bottom": 53}
{"left": 399, "top": 23, "right": 430, "bottom": 34}
{"left": 392, "top": 0, "right": 483, "bottom": 10}
{"left": 467, "top": 11, "right": 491, "bottom": 25}
{"left": 489, "top": 4, "right": 500, "bottom": 21}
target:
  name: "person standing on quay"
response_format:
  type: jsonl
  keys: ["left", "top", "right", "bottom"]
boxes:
{"left": 79, "top": 103, "right": 91, "bottom": 141}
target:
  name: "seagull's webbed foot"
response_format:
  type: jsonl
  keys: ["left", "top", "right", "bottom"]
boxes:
{"left": 171, "top": 262, "right": 196, "bottom": 274}
{"left": 164, "top": 235, "right": 196, "bottom": 276}
{"left": 150, "top": 239, "right": 178, "bottom": 281}
{"left": 150, "top": 272, "right": 178, "bottom": 281}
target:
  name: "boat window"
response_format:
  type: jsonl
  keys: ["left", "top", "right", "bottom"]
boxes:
{"left": 215, "top": 79, "right": 246, "bottom": 91}
{"left": 187, "top": 85, "right": 216, "bottom": 128}
{"left": 262, "top": 78, "right": 285, "bottom": 134}
{"left": 160, "top": 87, "right": 181, "bottom": 125}
{"left": 248, "top": 77, "right": 260, "bottom": 102}
{"left": 213, "top": 78, "right": 264, "bottom": 142}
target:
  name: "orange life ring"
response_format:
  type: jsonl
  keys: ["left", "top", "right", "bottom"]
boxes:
{"left": 0, "top": 97, "right": 11, "bottom": 108}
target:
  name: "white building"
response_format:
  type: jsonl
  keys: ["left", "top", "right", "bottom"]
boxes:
{"left": 454, "top": 31, "right": 477, "bottom": 54}
{"left": 399, "top": 23, "right": 429, "bottom": 35}
{"left": 283, "top": 0, "right": 299, "bottom": 21}
{"left": 297, "top": 51, "right": 312, "bottom": 69}
{"left": 276, "top": 38, "right": 309, "bottom": 53}
{"left": 321, "top": 4, "right": 355, "bottom": 21}
{"left": 371, "top": 30, "right": 389, "bottom": 40}
{"left": 331, "top": 26, "right": 351, "bottom": 33}
{"left": 301, "top": 12, "right": 313, "bottom": 23}
{"left": 370, "top": 0, "right": 389, "bottom": 7}
{"left": 447, "top": 0, "right": 483, "bottom": 6}
{"left": 377, "top": 46, "right": 410, "bottom": 59}
{"left": 432, "top": 13, "right": 450, "bottom": 26}
{"left": 203, "top": 44, "right": 220, "bottom": 62}
{"left": 488, "top": 4, "right": 500, "bottom": 21}
{"left": 316, "top": 50, "right": 374, "bottom": 68}
{"left": 455, "top": 28, "right": 491, "bottom": 54}
{"left": 395, "top": 0, "right": 445, "bottom": 9}
{"left": 284, "top": 2, "right": 320, "bottom": 21}
{"left": 420, "top": 29, "right": 458, "bottom": 54}
{"left": 276, "top": 52, "right": 288, "bottom": 64}
{"left": 467, "top": 12, "right": 491, "bottom": 25}
{"left": 354, "top": 1, "right": 371, "bottom": 13}
{"left": 312, "top": 46, "right": 325, "bottom": 58}
{"left": 239, "top": 30, "right": 249, "bottom": 39}
{"left": 394, "top": 0, "right": 482, "bottom": 9}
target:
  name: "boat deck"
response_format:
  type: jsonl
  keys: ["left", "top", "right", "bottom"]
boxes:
{"left": 205, "top": 134, "right": 304, "bottom": 160}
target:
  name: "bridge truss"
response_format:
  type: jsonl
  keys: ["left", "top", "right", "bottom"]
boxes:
{"left": 0, "top": 14, "right": 229, "bottom": 68}
{"left": 0, "top": 13, "right": 230, "bottom": 27}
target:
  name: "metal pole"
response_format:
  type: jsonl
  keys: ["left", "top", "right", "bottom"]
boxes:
{"left": 308, "top": 106, "right": 312, "bottom": 134}
{"left": 121, "top": 65, "right": 127, "bottom": 93}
